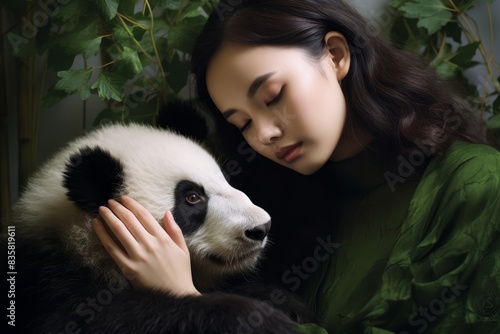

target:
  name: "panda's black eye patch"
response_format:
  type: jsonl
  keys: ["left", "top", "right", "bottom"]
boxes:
{"left": 173, "top": 180, "right": 208, "bottom": 235}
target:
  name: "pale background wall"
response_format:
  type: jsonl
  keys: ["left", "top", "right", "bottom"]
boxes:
{"left": 4, "top": 0, "right": 499, "bottom": 202}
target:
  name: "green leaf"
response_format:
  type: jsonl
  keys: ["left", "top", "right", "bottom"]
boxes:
{"left": 34, "top": 25, "right": 56, "bottom": 55}
{"left": 456, "top": 0, "right": 478, "bottom": 11}
{"left": 390, "top": 0, "right": 412, "bottom": 8}
{"left": 54, "top": 0, "right": 90, "bottom": 22}
{"left": 139, "top": 21, "right": 169, "bottom": 55}
{"left": 47, "top": 46, "right": 75, "bottom": 71}
{"left": 41, "top": 86, "right": 70, "bottom": 109}
{"left": 431, "top": 42, "right": 459, "bottom": 76}
{"left": 486, "top": 111, "right": 500, "bottom": 135}
{"left": 397, "top": 0, "right": 453, "bottom": 34}
{"left": 114, "top": 47, "right": 144, "bottom": 80}
{"left": 164, "top": 52, "right": 189, "bottom": 94}
{"left": 449, "top": 42, "right": 480, "bottom": 67}
{"left": 390, "top": 17, "right": 429, "bottom": 51}
{"left": 180, "top": 1, "right": 208, "bottom": 19}
{"left": 416, "top": 9, "right": 453, "bottom": 35}
{"left": 91, "top": 72, "right": 126, "bottom": 101}
{"left": 398, "top": 0, "right": 447, "bottom": 18}
{"left": 443, "top": 21, "right": 462, "bottom": 43}
{"left": 434, "top": 61, "right": 458, "bottom": 77}
{"left": 492, "top": 94, "right": 500, "bottom": 116}
{"left": 159, "top": 0, "right": 183, "bottom": 10}
{"left": 117, "top": 0, "right": 137, "bottom": 16}
{"left": 60, "top": 21, "right": 103, "bottom": 57}
{"left": 55, "top": 69, "right": 93, "bottom": 100}
{"left": 93, "top": 0, "right": 119, "bottom": 20}
{"left": 113, "top": 25, "right": 147, "bottom": 50}
{"left": 167, "top": 16, "right": 206, "bottom": 53}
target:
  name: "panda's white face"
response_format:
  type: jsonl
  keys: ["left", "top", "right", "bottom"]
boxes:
{"left": 14, "top": 124, "right": 271, "bottom": 290}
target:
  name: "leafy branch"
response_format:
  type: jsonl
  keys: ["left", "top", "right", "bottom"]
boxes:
{"left": 2, "top": 0, "right": 216, "bottom": 127}
{"left": 390, "top": 0, "right": 499, "bottom": 116}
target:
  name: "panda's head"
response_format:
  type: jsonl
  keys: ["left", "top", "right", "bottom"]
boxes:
{"left": 14, "top": 124, "right": 271, "bottom": 291}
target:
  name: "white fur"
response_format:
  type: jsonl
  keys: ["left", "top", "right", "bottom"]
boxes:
{"left": 13, "top": 123, "right": 270, "bottom": 290}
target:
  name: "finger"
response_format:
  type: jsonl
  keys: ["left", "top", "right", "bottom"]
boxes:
{"left": 120, "top": 196, "right": 165, "bottom": 236}
{"left": 92, "top": 218, "right": 131, "bottom": 268}
{"left": 163, "top": 210, "right": 189, "bottom": 254}
{"left": 107, "top": 198, "right": 155, "bottom": 244}
{"left": 98, "top": 205, "right": 141, "bottom": 256}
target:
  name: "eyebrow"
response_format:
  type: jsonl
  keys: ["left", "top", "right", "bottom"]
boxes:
{"left": 247, "top": 71, "right": 276, "bottom": 98}
{"left": 221, "top": 71, "right": 277, "bottom": 120}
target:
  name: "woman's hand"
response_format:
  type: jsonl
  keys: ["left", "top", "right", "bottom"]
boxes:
{"left": 92, "top": 195, "right": 200, "bottom": 296}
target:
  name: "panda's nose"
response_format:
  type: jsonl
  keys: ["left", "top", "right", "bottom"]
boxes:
{"left": 244, "top": 221, "right": 271, "bottom": 241}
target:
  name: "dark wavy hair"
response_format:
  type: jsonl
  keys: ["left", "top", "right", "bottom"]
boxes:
{"left": 191, "top": 0, "right": 489, "bottom": 160}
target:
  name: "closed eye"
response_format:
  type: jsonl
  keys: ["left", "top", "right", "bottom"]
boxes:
{"left": 239, "top": 86, "right": 284, "bottom": 132}
{"left": 266, "top": 86, "right": 285, "bottom": 107}
{"left": 239, "top": 120, "right": 252, "bottom": 133}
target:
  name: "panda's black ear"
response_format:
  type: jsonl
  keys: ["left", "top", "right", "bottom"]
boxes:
{"left": 157, "top": 99, "right": 209, "bottom": 142}
{"left": 63, "top": 146, "right": 124, "bottom": 214}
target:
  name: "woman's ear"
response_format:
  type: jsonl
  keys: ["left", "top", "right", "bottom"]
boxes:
{"left": 324, "top": 31, "right": 350, "bottom": 81}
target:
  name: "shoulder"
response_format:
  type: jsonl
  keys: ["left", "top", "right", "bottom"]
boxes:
{"left": 442, "top": 140, "right": 500, "bottom": 168}
{"left": 408, "top": 140, "right": 500, "bottom": 225}
{"left": 424, "top": 140, "right": 500, "bottom": 191}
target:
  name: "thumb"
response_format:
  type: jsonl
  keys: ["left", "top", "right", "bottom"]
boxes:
{"left": 163, "top": 211, "right": 189, "bottom": 254}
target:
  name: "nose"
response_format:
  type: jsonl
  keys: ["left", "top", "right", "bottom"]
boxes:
{"left": 256, "top": 118, "right": 282, "bottom": 145}
{"left": 245, "top": 221, "right": 272, "bottom": 241}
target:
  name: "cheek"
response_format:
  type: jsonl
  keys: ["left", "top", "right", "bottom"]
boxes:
{"left": 295, "top": 79, "right": 345, "bottom": 130}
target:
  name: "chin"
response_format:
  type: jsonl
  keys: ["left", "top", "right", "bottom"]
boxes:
{"left": 288, "top": 161, "right": 325, "bottom": 176}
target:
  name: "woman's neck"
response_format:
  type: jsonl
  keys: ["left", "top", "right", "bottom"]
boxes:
{"left": 330, "top": 123, "right": 372, "bottom": 162}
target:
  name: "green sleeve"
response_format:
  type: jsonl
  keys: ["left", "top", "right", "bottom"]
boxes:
{"left": 365, "top": 143, "right": 500, "bottom": 333}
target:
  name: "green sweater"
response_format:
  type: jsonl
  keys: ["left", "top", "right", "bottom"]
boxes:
{"left": 298, "top": 140, "right": 500, "bottom": 334}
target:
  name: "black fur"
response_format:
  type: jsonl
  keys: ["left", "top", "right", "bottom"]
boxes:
{"left": 157, "top": 99, "right": 209, "bottom": 143}
{"left": 63, "top": 146, "right": 124, "bottom": 214}
{"left": 173, "top": 180, "right": 209, "bottom": 235}
{"left": 8, "top": 235, "right": 306, "bottom": 334}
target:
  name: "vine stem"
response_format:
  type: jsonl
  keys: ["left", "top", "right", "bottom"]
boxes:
{"left": 116, "top": 14, "right": 157, "bottom": 64}
{"left": 83, "top": 56, "right": 88, "bottom": 130}
{"left": 485, "top": 3, "right": 499, "bottom": 71}
{"left": 145, "top": 0, "right": 168, "bottom": 99}
{"left": 118, "top": 14, "right": 149, "bottom": 30}
{"left": 95, "top": 60, "right": 117, "bottom": 70}
{"left": 448, "top": 0, "right": 500, "bottom": 95}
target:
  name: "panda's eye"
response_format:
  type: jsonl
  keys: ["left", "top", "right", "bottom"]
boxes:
{"left": 185, "top": 193, "right": 202, "bottom": 205}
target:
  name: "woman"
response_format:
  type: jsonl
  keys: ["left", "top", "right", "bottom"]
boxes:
{"left": 93, "top": 0, "right": 500, "bottom": 332}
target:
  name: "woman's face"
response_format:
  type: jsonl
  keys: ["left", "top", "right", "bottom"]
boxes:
{"left": 206, "top": 43, "right": 348, "bottom": 175}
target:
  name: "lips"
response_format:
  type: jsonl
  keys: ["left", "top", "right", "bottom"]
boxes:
{"left": 275, "top": 143, "right": 302, "bottom": 163}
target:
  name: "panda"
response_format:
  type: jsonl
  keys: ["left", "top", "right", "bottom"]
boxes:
{"left": 7, "top": 123, "right": 316, "bottom": 333}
